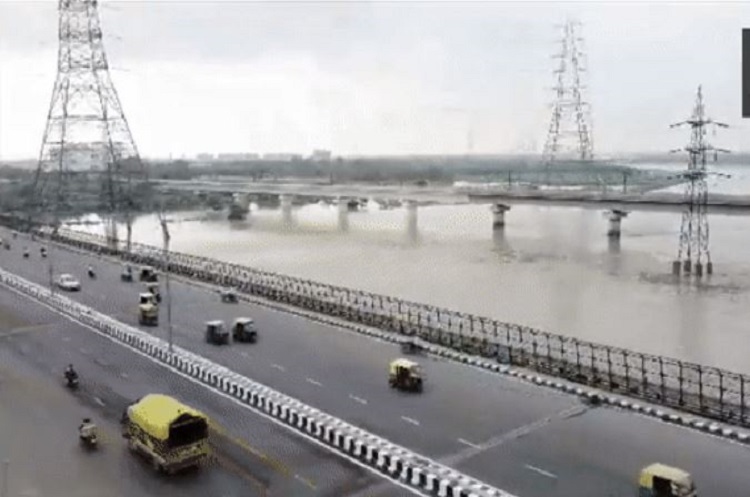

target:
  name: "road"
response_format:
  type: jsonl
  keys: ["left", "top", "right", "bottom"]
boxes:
{"left": 3, "top": 229, "right": 750, "bottom": 497}
{"left": 0, "top": 282, "right": 391, "bottom": 497}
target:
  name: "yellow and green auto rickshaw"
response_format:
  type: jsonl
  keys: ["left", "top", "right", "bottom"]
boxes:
{"left": 638, "top": 463, "right": 697, "bottom": 497}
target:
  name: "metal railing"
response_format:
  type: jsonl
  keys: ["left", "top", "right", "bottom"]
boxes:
{"left": 21, "top": 225, "right": 750, "bottom": 429}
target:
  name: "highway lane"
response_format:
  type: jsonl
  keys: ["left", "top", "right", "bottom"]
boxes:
{"left": 0, "top": 347, "right": 265, "bottom": 497}
{"left": 0, "top": 283, "right": 392, "bottom": 497}
{"left": 4, "top": 231, "right": 750, "bottom": 496}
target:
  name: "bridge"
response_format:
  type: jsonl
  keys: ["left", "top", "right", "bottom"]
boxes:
{"left": 154, "top": 178, "right": 750, "bottom": 241}
{"left": 1, "top": 225, "right": 749, "bottom": 497}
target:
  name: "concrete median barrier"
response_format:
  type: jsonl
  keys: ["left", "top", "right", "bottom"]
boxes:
{"left": 29, "top": 226, "right": 748, "bottom": 432}
{"left": 0, "top": 266, "right": 514, "bottom": 497}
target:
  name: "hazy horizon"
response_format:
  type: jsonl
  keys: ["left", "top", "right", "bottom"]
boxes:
{"left": 1, "top": 0, "right": 748, "bottom": 161}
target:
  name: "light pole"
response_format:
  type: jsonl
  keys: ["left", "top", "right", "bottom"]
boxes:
{"left": 158, "top": 212, "right": 173, "bottom": 354}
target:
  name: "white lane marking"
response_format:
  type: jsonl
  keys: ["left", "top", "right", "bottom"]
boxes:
{"left": 349, "top": 394, "right": 368, "bottom": 405}
{"left": 0, "top": 280, "right": 430, "bottom": 497}
{"left": 306, "top": 378, "right": 323, "bottom": 387}
{"left": 62, "top": 336, "right": 71, "bottom": 342}
{"left": 457, "top": 438, "right": 481, "bottom": 449}
{"left": 239, "top": 351, "right": 249, "bottom": 358}
{"left": 524, "top": 464, "right": 557, "bottom": 479}
{"left": 401, "top": 416, "right": 420, "bottom": 426}
{"left": 120, "top": 372, "right": 129, "bottom": 379}
{"left": 94, "top": 396, "right": 105, "bottom": 407}
{"left": 271, "top": 363, "right": 286, "bottom": 372}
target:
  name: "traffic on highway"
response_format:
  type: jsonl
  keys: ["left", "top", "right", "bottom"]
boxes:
{"left": 1, "top": 228, "right": 749, "bottom": 496}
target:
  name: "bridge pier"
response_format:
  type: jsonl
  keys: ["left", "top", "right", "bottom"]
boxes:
{"left": 405, "top": 200, "right": 418, "bottom": 240}
{"left": 606, "top": 210, "right": 628, "bottom": 238}
{"left": 280, "top": 194, "right": 294, "bottom": 226}
{"left": 337, "top": 197, "right": 349, "bottom": 232}
{"left": 228, "top": 193, "right": 250, "bottom": 221}
{"left": 491, "top": 204, "right": 511, "bottom": 229}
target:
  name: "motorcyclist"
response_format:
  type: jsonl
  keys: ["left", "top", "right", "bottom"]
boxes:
{"left": 64, "top": 364, "right": 78, "bottom": 383}
{"left": 23, "top": 246, "right": 29, "bottom": 258}
{"left": 40, "top": 246, "right": 47, "bottom": 257}
{"left": 87, "top": 265, "right": 95, "bottom": 278}
{"left": 78, "top": 417, "right": 98, "bottom": 442}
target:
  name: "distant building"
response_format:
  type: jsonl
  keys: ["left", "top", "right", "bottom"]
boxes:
{"left": 311, "top": 149, "right": 332, "bottom": 162}
{"left": 196, "top": 153, "right": 214, "bottom": 161}
{"left": 263, "top": 153, "right": 303, "bottom": 162}
{"left": 216, "top": 153, "right": 260, "bottom": 162}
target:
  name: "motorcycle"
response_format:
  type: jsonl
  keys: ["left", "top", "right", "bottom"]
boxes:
{"left": 87, "top": 268, "right": 96, "bottom": 279}
{"left": 65, "top": 371, "right": 79, "bottom": 389}
{"left": 41, "top": 249, "right": 47, "bottom": 258}
{"left": 79, "top": 420, "right": 98, "bottom": 449}
{"left": 23, "top": 250, "right": 29, "bottom": 259}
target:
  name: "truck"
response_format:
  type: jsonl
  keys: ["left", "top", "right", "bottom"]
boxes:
{"left": 121, "top": 394, "right": 211, "bottom": 474}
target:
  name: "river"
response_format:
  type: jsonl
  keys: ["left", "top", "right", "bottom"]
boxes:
{"left": 72, "top": 163, "right": 750, "bottom": 373}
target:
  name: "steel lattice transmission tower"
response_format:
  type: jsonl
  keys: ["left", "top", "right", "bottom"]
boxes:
{"left": 670, "top": 86, "right": 729, "bottom": 278}
{"left": 31, "top": 0, "right": 147, "bottom": 251}
{"left": 542, "top": 19, "right": 594, "bottom": 165}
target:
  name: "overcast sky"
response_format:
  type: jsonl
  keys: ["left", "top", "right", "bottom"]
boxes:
{"left": 0, "top": 0, "right": 748, "bottom": 160}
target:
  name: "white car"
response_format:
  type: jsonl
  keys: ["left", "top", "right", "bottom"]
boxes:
{"left": 56, "top": 274, "right": 81, "bottom": 291}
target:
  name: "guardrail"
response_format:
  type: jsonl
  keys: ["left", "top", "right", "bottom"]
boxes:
{"left": 17, "top": 225, "right": 750, "bottom": 430}
{"left": 0, "top": 266, "right": 511, "bottom": 497}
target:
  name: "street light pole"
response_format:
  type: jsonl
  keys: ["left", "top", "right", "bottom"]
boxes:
{"left": 159, "top": 214, "right": 173, "bottom": 354}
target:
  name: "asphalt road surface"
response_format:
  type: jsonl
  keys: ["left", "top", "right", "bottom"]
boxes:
{"left": 0, "top": 283, "right": 394, "bottom": 497}
{"left": 2, "top": 229, "right": 750, "bottom": 497}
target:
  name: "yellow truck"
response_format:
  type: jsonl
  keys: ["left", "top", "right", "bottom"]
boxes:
{"left": 122, "top": 394, "right": 210, "bottom": 474}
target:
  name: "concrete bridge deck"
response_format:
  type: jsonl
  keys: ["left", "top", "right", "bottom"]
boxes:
{"left": 467, "top": 189, "right": 750, "bottom": 215}
{"left": 153, "top": 179, "right": 469, "bottom": 206}
{"left": 3, "top": 228, "right": 750, "bottom": 497}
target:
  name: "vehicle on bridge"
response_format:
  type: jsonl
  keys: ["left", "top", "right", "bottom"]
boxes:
{"left": 121, "top": 394, "right": 210, "bottom": 475}
{"left": 388, "top": 358, "right": 423, "bottom": 393}
{"left": 220, "top": 288, "right": 238, "bottom": 303}
{"left": 231, "top": 317, "right": 257, "bottom": 343}
{"left": 138, "top": 293, "right": 159, "bottom": 326}
{"left": 205, "top": 320, "right": 230, "bottom": 345}
{"left": 146, "top": 282, "right": 162, "bottom": 303}
{"left": 121, "top": 265, "right": 133, "bottom": 282}
{"left": 56, "top": 273, "right": 81, "bottom": 292}
{"left": 139, "top": 266, "right": 158, "bottom": 283}
{"left": 638, "top": 463, "right": 696, "bottom": 497}
{"left": 78, "top": 417, "right": 98, "bottom": 450}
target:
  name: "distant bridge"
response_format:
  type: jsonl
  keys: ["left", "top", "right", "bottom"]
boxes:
{"left": 152, "top": 179, "right": 469, "bottom": 206}
{"left": 466, "top": 189, "right": 750, "bottom": 215}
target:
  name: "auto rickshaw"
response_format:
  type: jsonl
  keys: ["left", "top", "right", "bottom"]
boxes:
{"left": 638, "top": 464, "right": 697, "bottom": 497}
{"left": 138, "top": 293, "right": 159, "bottom": 326}
{"left": 232, "top": 317, "right": 257, "bottom": 343}
{"left": 205, "top": 320, "right": 230, "bottom": 345}
{"left": 220, "top": 288, "right": 239, "bottom": 304}
{"left": 139, "top": 266, "right": 158, "bottom": 283}
{"left": 121, "top": 265, "right": 133, "bottom": 282}
{"left": 146, "top": 282, "right": 162, "bottom": 303}
{"left": 388, "top": 358, "right": 423, "bottom": 393}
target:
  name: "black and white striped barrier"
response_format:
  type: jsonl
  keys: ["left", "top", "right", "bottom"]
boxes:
{"left": 21, "top": 228, "right": 750, "bottom": 442}
{"left": 0, "top": 268, "right": 514, "bottom": 497}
